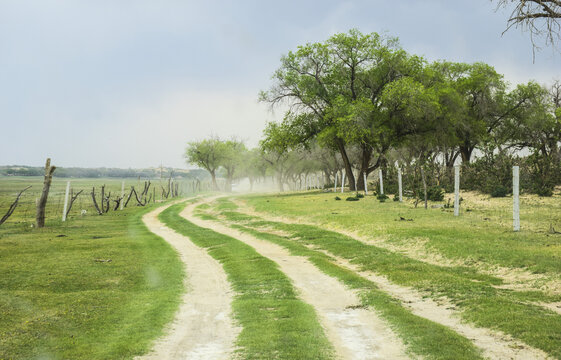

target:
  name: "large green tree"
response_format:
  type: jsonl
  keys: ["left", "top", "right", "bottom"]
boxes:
{"left": 261, "top": 29, "right": 428, "bottom": 190}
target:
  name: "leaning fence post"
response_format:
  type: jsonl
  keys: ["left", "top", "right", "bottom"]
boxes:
{"left": 334, "top": 173, "right": 338, "bottom": 193}
{"left": 454, "top": 165, "right": 460, "bottom": 216}
{"left": 62, "top": 181, "right": 70, "bottom": 222}
{"left": 341, "top": 172, "right": 345, "bottom": 193}
{"left": 363, "top": 173, "right": 368, "bottom": 194}
{"left": 120, "top": 181, "right": 125, "bottom": 210}
{"left": 513, "top": 166, "right": 520, "bottom": 231}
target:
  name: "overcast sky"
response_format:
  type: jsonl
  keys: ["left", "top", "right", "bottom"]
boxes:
{"left": 1, "top": 0, "right": 560, "bottom": 168}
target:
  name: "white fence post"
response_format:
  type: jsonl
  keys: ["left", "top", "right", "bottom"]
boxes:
{"left": 120, "top": 180, "right": 125, "bottom": 210}
{"left": 398, "top": 166, "right": 403, "bottom": 202}
{"left": 379, "top": 169, "right": 384, "bottom": 195}
{"left": 454, "top": 165, "right": 460, "bottom": 216}
{"left": 341, "top": 172, "right": 345, "bottom": 193}
{"left": 513, "top": 166, "right": 520, "bottom": 231}
{"left": 62, "top": 181, "right": 70, "bottom": 221}
{"left": 363, "top": 173, "right": 368, "bottom": 194}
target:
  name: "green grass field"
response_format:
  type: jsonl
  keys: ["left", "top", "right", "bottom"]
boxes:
{"left": 0, "top": 177, "right": 184, "bottom": 359}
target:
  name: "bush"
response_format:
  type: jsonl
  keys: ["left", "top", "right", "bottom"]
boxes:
{"left": 346, "top": 196, "right": 360, "bottom": 201}
{"left": 535, "top": 186, "right": 553, "bottom": 197}
{"left": 334, "top": 196, "right": 341, "bottom": 201}
{"left": 462, "top": 152, "right": 515, "bottom": 195}
{"left": 356, "top": 193, "right": 364, "bottom": 198}
{"left": 427, "top": 186, "right": 445, "bottom": 201}
{"left": 523, "top": 153, "right": 559, "bottom": 197}
{"left": 491, "top": 185, "right": 508, "bottom": 198}
{"left": 377, "top": 193, "right": 388, "bottom": 202}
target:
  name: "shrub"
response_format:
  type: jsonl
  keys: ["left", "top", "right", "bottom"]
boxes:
{"left": 356, "top": 193, "right": 364, "bottom": 198}
{"left": 535, "top": 186, "right": 553, "bottom": 197}
{"left": 491, "top": 185, "right": 508, "bottom": 198}
{"left": 334, "top": 196, "right": 341, "bottom": 201}
{"left": 346, "top": 196, "right": 360, "bottom": 201}
{"left": 377, "top": 193, "right": 388, "bottom": 202}
{"left": 427, "top": 186, "right": 445, "bottom": 201}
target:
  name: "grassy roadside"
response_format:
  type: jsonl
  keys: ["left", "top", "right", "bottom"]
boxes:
{"left": 159, "top": 202, "right": 334, "bottom": 360}
{"left": 201, "top": 200, "right": 483, "bottom": 360}
{"left": 243, "top": 191, "right": 561, "bottom": 277}
{"left": 209, "top": 197, "right": 561, "bottom": 359}
{"left": 0, "top": 203, "right": 184, "bottom": 360}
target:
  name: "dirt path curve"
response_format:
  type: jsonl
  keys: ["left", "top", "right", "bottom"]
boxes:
{"left": 182, "top": 200, "right": 408, "bottom": 360}
{"left": 233, "top": 200, "right": 551, "bottom": 360}
{"left": 138, "top": 202, "right": 240, "bottom": 360}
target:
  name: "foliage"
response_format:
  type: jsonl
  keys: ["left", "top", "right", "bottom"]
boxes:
{"left": 462, "top": 152, "right": 516, "bottom": 195}
{"left": 427, "top": 186, "right": 445, "bottom": 201}
{"left": 376, "top": 193, "right": 389, "bottom": 201}
{"left": 491, "top": 185, "right": 509, "bottom": 197}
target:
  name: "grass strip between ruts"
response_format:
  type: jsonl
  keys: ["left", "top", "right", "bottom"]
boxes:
{"left": 159, "top": 202, "right": 334, "bottom": 360}
{"left": 211, "top": 198, "right": 561, "bottom": 359}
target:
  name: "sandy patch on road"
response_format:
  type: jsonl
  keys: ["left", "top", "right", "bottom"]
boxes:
{"left": 138, "top": 203, "right": 240, "bottom": 360}
{"left": 183, "top": 200, "right": 408, "bottom": 360}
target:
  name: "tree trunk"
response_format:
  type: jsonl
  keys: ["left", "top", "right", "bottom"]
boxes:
{"left": 249, "top": 177, "right": 254, "bottom": 191}
{"left": 36, "top": 158, "right": 56, "bottom": 228}
{"left": 225, "top": 175, "right": 233, "bottom": 192}
{"left": 459, "top": 144, "right": 474, "bottom": 164}
{"left": 66, "top": 189, "right": 83, "bottom": 218}
{"left": 277, "top": 172, "right": 284, "bottom": 192}
{"left": 1, "top": 186, "right": 31, "bottom": 226}
{"left": 335, "top": 138, "right": 355, "bottom": 191}
{"left": 91, "top": 187, "right": 103, "bottom": 215}
{"left": 210, "top": 170, "right": 218, "bottom": 190}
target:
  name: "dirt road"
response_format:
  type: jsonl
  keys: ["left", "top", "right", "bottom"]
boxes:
{"left": 181, "top": 200, "right": 408, "bottom": 360}
{"left": 139, "top": 203, "right": 240, "bottom": 360}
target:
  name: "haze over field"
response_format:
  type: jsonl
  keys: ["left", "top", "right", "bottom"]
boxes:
{"left": 1, "top": 0, "right": 560, "bottom": 168}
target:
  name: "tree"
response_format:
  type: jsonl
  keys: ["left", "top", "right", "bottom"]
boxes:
{"left": 185, "top": 137, "right": 225, "bottom": 190}
{"left": 495, "top": 0, "right": 561, "bottom": 53}
{"left": 240, "top": 148, "right": 271, "bottom": 191}
{"left": 261, "top": 30, "right": 426, "bottom": 190}
{"left": 260, "top": 121, "right": 303, "bottom": 192}
{"left": 220, "top": 139, "right": 247, "bottom": 192}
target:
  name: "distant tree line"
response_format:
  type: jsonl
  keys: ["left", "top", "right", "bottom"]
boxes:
{"left": 187, "top": 30, "right": 561, "bottom": 197}
{"left": 0, "top": 165, "right": 210, "bottom": 180}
